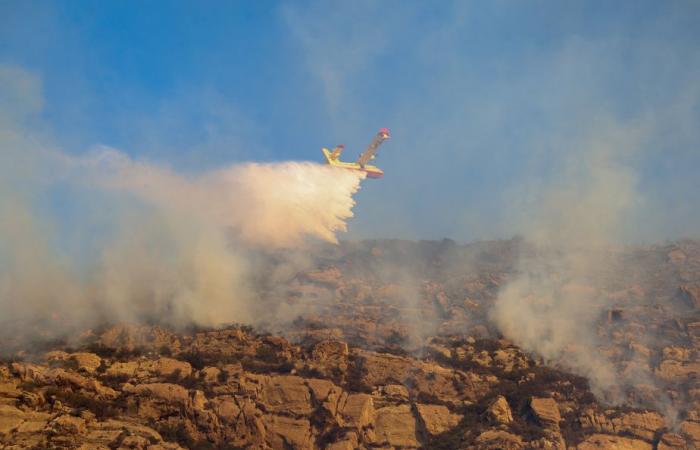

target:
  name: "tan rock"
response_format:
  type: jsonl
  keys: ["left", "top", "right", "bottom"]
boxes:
{"left": 125, "top": 383, "right": 189, "bottom": 404}
{"left": 680, "top": 420, "right": 700, "bottom": 447}
{"left": 16, "top": 411, "right": 51, "bottom": 433}
{"left": 0, "top": 404, "right": 25, "bottom": 435}
{"left": 610, "top": 411, "right": 665, "bottom": 441}
{"left": 382, "top": 384, "right": 409, "bottom": 400}
{"left": 260, "top": 375, "right": 312, "bottom": 415}
{"left": 576, "top": 434, "right": 652, "bottom": 450}
{"left": 486, "top": 395, "right": 513, "bottom": 424}
{"left": 106, "top": 361, "right": 139, "bottom": 378}
{"left": 83, "top": 419, "right": 165, "bottom": 447}
{"left": 153, "top": 357, "right": 192, "bottom": 380}
{"left": 0, "top": 382, "right": 20, "bottom": 399}
{"left": 147, "top": 444, "right": 186, "bottom": 450}
{"left": 473, "top": 350, "right": 493, "bottom": 367}
{"left": 658, "top": 432, "right": 688, "bottom": 450}
{"left": 338, "top": 393, "right": 374, "bottom": 429}
{"left": 656, "top": 360, "right": 700, "bottom": 381}
{"left": 306, "top": 378, "right": 336, "bottom": 402}
{"left": 311, "top": 341, "right": 350, "bottom": 360}
{"left": 306, "top": 378, "right": 343, "bottom": 415}
{"left": 428, "top": 344, "right": 452, "bottom": 360}
{"left": 412, "top": 363, "right": 466, "bottom": 406}
{"left": 415, "top": 403, "right": 462, "bottom": 435}
{"left": 45, "top": 350, "right": 70, "bottom": 362}
{"left": 190, "top": 389, "right": 207, "bottom": 412}
{"left": 325, "top": 432, "right": 358, "bottom": 450}
{"left": 352, "top": 350, "right": 413, "bottom": 389}
{"left": 98, "top": 324, "right": 174, "bottom": 353}
{"left": 51, "top": 414, "right": 87, "bottom": 435}
{"left": 70, "top": 352, "right": 102, "bottom": 374}
{"left": 372, "top": 404, "right": 419, "bottom": 448}
{"left": 473, "top": 429, "right": 523, "bottom": 449}
{"left": 492, "top": 348, "right": 527, "bottom": 372}
{"left": 661, "top": 346, "right": 691, "bottom": 361}
{"left": 200, "top": 366, "right": 221, "bottom": 384}
{"left": 530, "top": 397, "right": 561, "bottom": 429}
{"left": 264, "top": 415, "right": 312, "bottom": 450}
{"left": 212, "top": 397, "right": 241, "bottom": 423}
{"left": 325, "top": 439, "right": 355, "bottom": 450}
{"left": 120, "top": 434, "right": 151, "bottom": 448}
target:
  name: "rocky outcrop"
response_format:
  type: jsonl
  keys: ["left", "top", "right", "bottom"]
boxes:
{"left": 530, "top": 397, "right": 561, "bottom": 429}
{"left": 372, "top": 404, "right": 420, "bottom": 447}
{"left": 486, "top": 395, "right": 513, "bottom": 424}
{"left": 577, "top": 434, "right": 652, "bottom": 450}
{"left": 415, "top": 403, "right": 463, "bottom": 436}
{"left": 2, "top": 239, "right": 700, "bottom": 448}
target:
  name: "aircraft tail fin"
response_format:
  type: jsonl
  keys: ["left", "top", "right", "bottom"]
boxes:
{"left": 329, "top": 145, "right": 344, "bottom": 160}
{"left": 323, "top": 145, "right": 344, "bottom": 164}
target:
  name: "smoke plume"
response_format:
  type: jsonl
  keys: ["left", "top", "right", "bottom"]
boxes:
{"left": 489, "top": 119, "right": 681, "bottom": 420}
{"left": 0, "top": 67, "right": 365, "bottom": 345}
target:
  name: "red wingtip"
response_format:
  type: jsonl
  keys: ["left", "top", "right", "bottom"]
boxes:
{"left": 379, "top": 127, "right": 390, "bottom": 137}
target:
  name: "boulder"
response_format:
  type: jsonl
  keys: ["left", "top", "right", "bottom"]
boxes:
{"left": 125, "top": 383, "right": 189, "bottom": 405}
{"left": 260, "top": 375, "right": 312, "bottom": 415}
{"left": 530, "top": 397, "right": 561, "bottom": 429}
{"left": 0, "top": 382, "right": 20, "bottom": 399}
{"left": 577, "top": 434, "right": 652, "bottom": 450}
{"left": 372, "top": 404, "right": 419, "bottom": 448}
{"left": 325, "top": 432, "right": 358, "bottom": 450}
{"left": 610, "top": 411, "right": 665, "bottom": 441}
{"left": 338, "top": 393, "right": 374, "bottom": 429}
{"left": 415, "top": 403, "right": 462, "bottom": 436}
{"left": 486, "top": 395, "right": 513, "bottom": 424}
{"left": 263, "top": 415, "right": 312, "bottom": 450}
{"left": 51, "top": 414, "right": 87, "bottom": 435}
{"left": 428, "top": 344, "right": 452, "bottom": 360}
{"left": 411, "top": 363, "right": 464, "bottom": 405}
{"left": 306, "top": 378, "right": 343, "bottom": 415}
{"left": 473, "top": 429, "right": 523, "bottom": 449}
{"left": 200, "top": 366, "right": 221, "bottom": 384}
{"left": 656, "top": 360, "right": 700, "bottom": 381}
{"left": 105, "top": 361, "right": 139, "bottom": 378}
{"left": 212, "top": 397, "right": 241, "bottom": 424}
{"left": 0, "top": 405, "right": 25, "bottom": 435}
{"left": 657, "top": 432, "right": 688, "bottom": 450}
{"left": 679, "top": 421, "right": 700, "bottom": 447}
{"left": 351, "top": 350, "right": 413, "bottom": 389}
{"left": 70, "top": 353, "right": 102, "bottom": 374}
{"left": 382, "top": 384, "right": 409, "bottom": 401}
{"left": 153, "top": 357, "right": 192, "bottom": 380}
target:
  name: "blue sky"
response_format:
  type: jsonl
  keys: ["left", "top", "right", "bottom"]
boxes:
{"left": 2, "top": 1, "right": 699, "bottom": 242}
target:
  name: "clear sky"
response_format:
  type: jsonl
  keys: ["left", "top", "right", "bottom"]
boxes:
{"left": 2, "top": 1, "right": 699, "bottom": 242}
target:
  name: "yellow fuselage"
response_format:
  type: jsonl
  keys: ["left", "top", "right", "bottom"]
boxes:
{"left": 322, "top": 148, "right": 384, "bottom": 178}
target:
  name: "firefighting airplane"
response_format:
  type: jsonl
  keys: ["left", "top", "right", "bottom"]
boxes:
{"left": 322, "top": 128, "right": 390, "bottom": 179}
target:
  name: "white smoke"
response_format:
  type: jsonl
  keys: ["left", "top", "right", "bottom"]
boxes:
{"left": 491, "top": 120, "right": 642, "bottom": 397}
{"left": 0, "top": 66, "right": 366, "bottom": 341}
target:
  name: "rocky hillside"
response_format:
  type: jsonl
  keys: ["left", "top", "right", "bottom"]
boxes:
{"left": 1, "top": 239, "right": 700, "bottom": 449}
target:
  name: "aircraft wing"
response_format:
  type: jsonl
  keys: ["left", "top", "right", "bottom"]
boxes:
{"left": 357, "top": 128, "right": 390, "bottom": 166}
